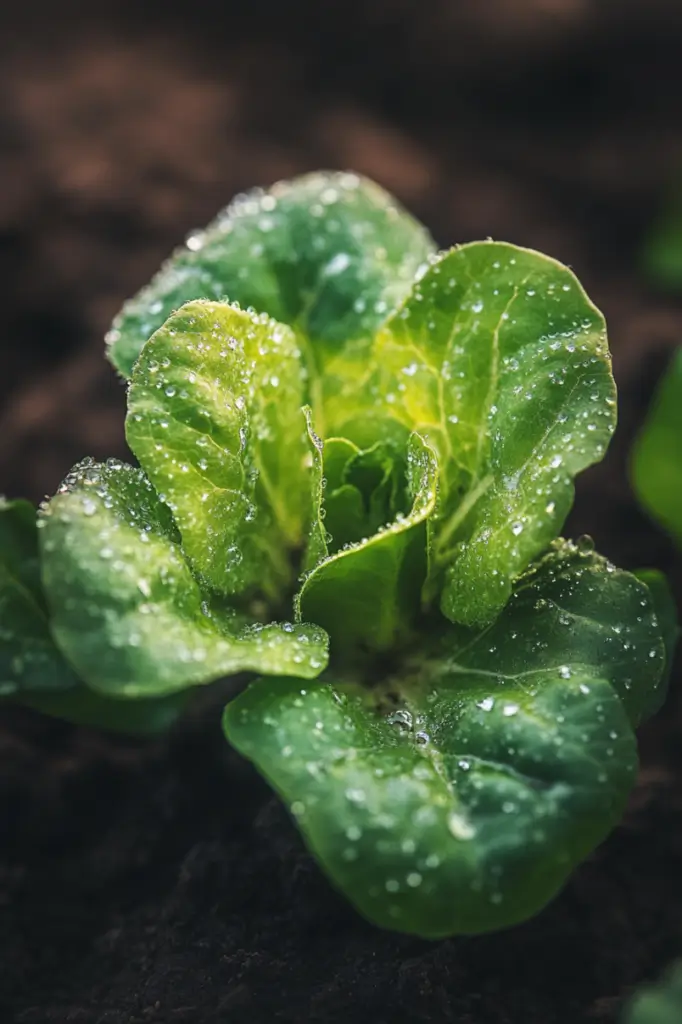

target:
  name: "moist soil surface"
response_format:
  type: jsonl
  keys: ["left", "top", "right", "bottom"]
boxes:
{"left": 3, "top": 4, "right": 682, "bottom": 1021}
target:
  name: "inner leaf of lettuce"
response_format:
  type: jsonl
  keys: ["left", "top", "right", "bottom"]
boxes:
{"left": 322, "top": 242, "right": 616, "bottom": 628}
{"left": 296, "top": 432, "right": 438, "bottom": 655}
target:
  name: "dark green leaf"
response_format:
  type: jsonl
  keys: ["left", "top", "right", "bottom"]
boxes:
{"left": 127, "top": 300, "right": 310, "bottom": 600}
{"left": 634, "top": 569, "right": 678, "bottom": 716}
{"left": 296, "top": 433, "right": 438, "bottom": 653}
{"left": 632, "top": 350, "right": 682, "bottom": 545}
{"left": 325, "top": 242, "right": 615, "bottom": 627}
{"left": 107, "top": 171, "right": 435, "bottom": 380}
{"left": 17, "top": 687, "right": 189, "bottom": 736}
{"left": 39, "top": 459, "right": 328, "bottom": 696}
{"left": 225, "top": 540, "right": 664, "bottom": 937}
{"left": 0, "top": 499, "right": 78, "bottom": 694}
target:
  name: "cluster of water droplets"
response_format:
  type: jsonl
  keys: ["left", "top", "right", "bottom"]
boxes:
{"left": 123, "top": 300, "right": 315, "bottom": 600}
{"left": 107, "top": 170, "right": 435, "bottom": 379}
{"left": 35, "top": 458, "right": 330, "bottom": 692}
{"left": 234, "top": 631, "right": 636, "bottom": 925}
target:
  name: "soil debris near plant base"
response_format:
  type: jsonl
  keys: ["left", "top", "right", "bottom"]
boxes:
{"left": 3, "top": 5, "right": 682, "bottom": 1022}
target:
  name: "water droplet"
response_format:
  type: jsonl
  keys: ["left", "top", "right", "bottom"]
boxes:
{"left": 345, "top": 788, "right": 366, "bottom": 804}
{"left": 448, "top": 812, "right": 476, "bottom": 840}
{"left": 323, "top": 252, "right": 351, "bottom": 276}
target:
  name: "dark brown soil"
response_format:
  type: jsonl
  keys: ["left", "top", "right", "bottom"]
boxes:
{"left": 3, "top": 3, "right": 682, "bottom": 1021}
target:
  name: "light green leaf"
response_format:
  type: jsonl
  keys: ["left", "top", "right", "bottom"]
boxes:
{"left": 325, "top": 242, "right": 615, "bottom": 627}
{"left": 107, "top": 171, "right": 435, "bottom": 381}
{"left": 623, "top": 963, "right": 682, "bottom": 1024}
{"left": 296, "top": 433, "right": 438, "bottom": 654}
{"left": 301, "top": 407, "right": 329, "bottom": 573}
{"left": 632, "top": 349, "right": 682, "bottom": 545}
{"left": 39, "top": 459, "right": 329, "bottom": 697}
{"left": 323, "top": 436, "right": 361, "bottom": 493}
{"left": 323, "top": 484, "right": 366, "bottom": 553}
{"left": 0, "top": 498, "right": 78, "bottom": 694}
{"left": 126, "top": 300, "right": 309, "bottom": 600}
{"left": 312, "top": 435, "right": 362, "bottom": 557}
{"left": 224, "top": 540, "right": 665, "bottom": 938}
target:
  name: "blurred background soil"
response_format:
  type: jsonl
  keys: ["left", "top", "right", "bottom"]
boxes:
{"left": 3, "top": 2, "right": 682, "bottom": 1021}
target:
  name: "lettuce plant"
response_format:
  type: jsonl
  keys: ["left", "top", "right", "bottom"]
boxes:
{"left": 2, "top": 172, "right": 675, "bottom": 938}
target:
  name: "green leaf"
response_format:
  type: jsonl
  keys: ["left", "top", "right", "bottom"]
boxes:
{"left": 323, "top": 484, "right": 366, "bottom": 553}
{"left": 296, "top": 432, "right": 438, "bottom": 654}
{"left": 16, "top": 687, "right": 189, "bottom": 736}
{"left": 323, "top": 436, "right": 361, "bottom": 494}
{"left": 107, "top": 171, "right": 435, "bottom": 380}
{"left": 0, "top": 503, "right": 183, "bottom": 735}
{"left": 325, "top": 242, "right": 615, "bottom": 627}
{"left": 0, "top": 498, "right": 78, "bottom": 694}
{"left": 311, "top": 435, "right": 365, "bottom": 556}
{"left": 322, "top": 437, "right": 409, "bottom": 555}
{"left": 224, "top": 540, "right": 665, "bottom": 938}
{"left": 126, "top": 300, "right": 310, "bottom": 600}
{"left": 632, "top": 350, "right": 682, "bottom": 545}
{"left": 623, "top": 963, "right": 682, "bottom": 1024}
{"left": 344, "top": 442, "right": 407, "bottom": 529}
{"left": 39, "top": 459, "right": 328, "bottom": 697}
{"left": 634, "top": 569, "right": 678, "bottom": 716}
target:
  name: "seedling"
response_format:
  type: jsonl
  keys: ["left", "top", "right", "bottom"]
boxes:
{"left": 632, "top": 348, "right": 682, "bottom": 547}
{"left": 622, "top": 963, "right": 682, "bottom": 1024}
{"left": 642, "top": 181, "right": 682, "bottom": 290}
{"left": 1, "top": 173, "right": 675, "bottom": 937}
